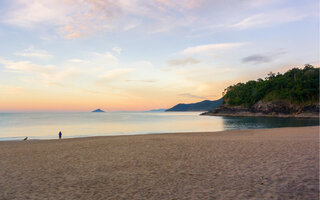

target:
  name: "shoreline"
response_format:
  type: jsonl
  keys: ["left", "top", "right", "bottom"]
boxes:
{"left": 1, "top": 125, "right": 319, "bottom": 142}
{"left": 201, "top": 112, "right": 319, "bottom": 118}
{"left": 0, "top": 126, "right": 319, "bottom": 199}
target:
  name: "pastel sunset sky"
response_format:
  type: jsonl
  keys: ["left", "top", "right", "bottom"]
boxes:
{"left": 0, "top": 0, "right": 318, "bottom": 112}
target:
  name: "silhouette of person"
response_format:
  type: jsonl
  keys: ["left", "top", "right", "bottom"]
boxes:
{"left": 59, "top": 131, "right": 62, "bottom": 139}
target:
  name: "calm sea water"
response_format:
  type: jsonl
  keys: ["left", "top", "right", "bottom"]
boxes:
{"left": 0, "top": 112, "right": 318, "bottom": 140}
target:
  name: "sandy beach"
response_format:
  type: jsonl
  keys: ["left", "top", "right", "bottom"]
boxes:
{"left": 0, "top": 126, "right": 318, "bottom": 200}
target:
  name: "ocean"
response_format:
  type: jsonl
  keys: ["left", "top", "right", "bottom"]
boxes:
{"left": 0, "top": 112, "right": 318, "bottom": 140}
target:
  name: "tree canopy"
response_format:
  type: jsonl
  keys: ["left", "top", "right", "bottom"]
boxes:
{"left": 223, "top": 65, "right": 319, "bottom": 107}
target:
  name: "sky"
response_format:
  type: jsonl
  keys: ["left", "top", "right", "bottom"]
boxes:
{"left": 0, "top": 0, "right": 318, "bottom": 112}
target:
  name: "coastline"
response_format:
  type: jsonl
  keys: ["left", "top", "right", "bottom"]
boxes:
{"left": 201, "top": 101, "right": 319, "bottom": 118}
{"left": 201, "top": 112, "right": 319, "bottom": 118}
{"left": 0, "top": 126, "right": 319, "bottom": 199}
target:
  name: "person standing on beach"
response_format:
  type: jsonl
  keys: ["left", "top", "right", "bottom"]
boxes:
{"left": 59, "top": 131, "right": 62, "bottom": 139}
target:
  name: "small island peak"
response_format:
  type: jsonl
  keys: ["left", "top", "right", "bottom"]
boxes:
{"left": 92, "top": 109, "right": 105, "bottom": 112}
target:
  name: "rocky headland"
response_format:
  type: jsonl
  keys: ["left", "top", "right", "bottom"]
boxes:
{"left": 201, "top": 100, "right": 319, "bottom": 118}
{"left": 202, "top": 66, "right": 319, "bottom": 118}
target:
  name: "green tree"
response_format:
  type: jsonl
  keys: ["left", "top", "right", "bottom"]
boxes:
{"left": 223, "top": 65, "right": 319, "bottom": 107}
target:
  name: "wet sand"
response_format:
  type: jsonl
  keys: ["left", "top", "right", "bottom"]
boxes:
{"left": 0, "top": 126, "right": 319, "bottom": 199}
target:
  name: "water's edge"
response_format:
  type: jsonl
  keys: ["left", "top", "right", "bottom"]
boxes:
{"left": 1, "top": 112, "right": 318, "bottom": 141}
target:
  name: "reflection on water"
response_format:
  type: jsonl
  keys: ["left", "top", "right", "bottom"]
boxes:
{"left": 0, "top": 112, "right": 318, "bottom": 140}
{"left": 222, "top": 116, "right": 319, "bottom": 130}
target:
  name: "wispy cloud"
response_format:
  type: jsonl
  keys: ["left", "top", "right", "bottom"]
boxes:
{"left": 0, "top": 57, "right": 90, "bottom": 89}
{"left": 179, "top": 92, "right": 216, "bottom": 99}
{"left": 231, "top": 9, "right": 306, "bottom": 29}
{"left": 1, "top": 0, "right": 68, "bottom": 28}
{"left": 1, "top": 0, "right": 314, "bottom": 38}
{"left": 181, "top": 43, "right": 245, "bottom": 55}
{"left": 112, "top": 47, "right": 122, "bottom": 54}
{"left": 91, "top": 51, "right": 119, "bottom": 66}
{"left": 15, "top": 46, "right": 53, "bottom": 59}
{"left": 2, "top": 0, "right": 122, "bottom": 38}
{"left": 97, "top": 68, "right": 134, "bottom": 84}
{"left": 167, "top": 57, "right": 200, "bottom": 66}
{"left": 125, "top": 79, "right": 156, "bottom": 83}
{"left": 54, "top": 67, "right": 86, "bottom": 81}
{"left": 0, "top": 85, "right": 25, "bottom": 94}
{"left": 44, "top": 81, "right": 65, "bottom": 87}
{"left": 123, "top": 21, "right": 140, "bottom": 31}
{"left": 155, "top": 0, "right": 200, "bottom": 10}
{"left": 0, "top": 58, "right": 55, "bottom": 75}
{"left": 67, "top": 59, "right": 88, "bottom": 64}
{"left": 77, "top": 88, "right": 103, "bottom": 94}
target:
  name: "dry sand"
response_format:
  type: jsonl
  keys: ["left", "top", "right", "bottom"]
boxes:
{"left": 0, "top": 126, "right": 319, "bottom": 200}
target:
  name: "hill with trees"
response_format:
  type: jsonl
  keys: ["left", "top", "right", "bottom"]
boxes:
{"left": 166, "top": 98, "right": 223, "bottom": 112}
{"left": 202, "top": 65, "right": 319, "bottom": 117}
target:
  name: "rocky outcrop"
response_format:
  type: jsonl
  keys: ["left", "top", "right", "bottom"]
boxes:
{"left": 251, "top": 101, "right": 319, "bottom": 115}
{"left": 201, "top": 101, "right": 319, "bottom": 118}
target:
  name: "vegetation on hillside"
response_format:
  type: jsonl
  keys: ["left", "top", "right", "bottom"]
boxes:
{"left": 223, "top": 65, "right": 319, "bottom": 107}
{"left": 166, "top": 99, "right": 223, "bottom": 111}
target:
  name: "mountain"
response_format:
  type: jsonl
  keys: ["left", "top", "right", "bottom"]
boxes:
{"left": 148, "top": 108, "right": 167, "bottom": 112}
{"left": 166, "top": 98, "right": 223, "bottom": 111}
{"left": 92, "top": 109, "right": 105, "bottom": 112}
{"left": 202, "top": 65, "right": 319, "bottom": 118}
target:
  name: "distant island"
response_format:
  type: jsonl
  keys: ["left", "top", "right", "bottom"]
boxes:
{"left": 148, "top": 108, "right": 166, "bottom": 112}
{"left": 92, "top": 109, "right": 105, "bottom": 112}
{"left": 202, "top": 65, "right": 319, "bottom": 118}
{"left": 166, "top": 98, "right": 223, "bottom": 112}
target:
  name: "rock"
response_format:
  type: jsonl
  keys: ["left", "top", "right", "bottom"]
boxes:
{"left": 202, "top": 101, "right": 319, "bottom": 118}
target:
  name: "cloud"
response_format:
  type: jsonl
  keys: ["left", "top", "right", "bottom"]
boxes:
{"left": 91, "top": 51, "right": 119, "bottom": 65}
{"left": 123, "top": 21, "right": 140, "bottom": 31}
{"left": 0, "top": 58, "right": 55, "bottom": 75}
{"left": 0, "top": 57, "right": 89, "bottom": 89}
{"left": 77, "top": 88, "right": 103, "bottom": 94}
{"left": 45, "top": 81, "right": 65, "bottom": 87}
{"left": 1, "top": 0, "right": 314, "bottom": 38}
{"left": 0, "top": 85, "right": 25, "bottom": 94}
{"left": 231, "top": 9, "right": 306, "bottom": 29}
{"left": 67, "top": 59, "right": 88, "bottom": 64}
{"left": 242, "top": 55, "right": 271, "bottom": 64}
{"left": 181, "top": 43, "right": 245, "bottom": 55}
{"left": 2, "top": 0, "right": 122, "bottom": 38}
{"left": 167, "top": 57, "right": 200, "bottom": 66}
{"left": 97, "top": 68, "right": 134, "bottom": 84}
{"left": 1, "top": 0, "right": 68, "bottom": 28}
{"left": 58, "top": 24, "right": 83, "bottom": 39}
{"left": 15, "top": 46, "right": 53, "bottom": 59}
{"left": 112, "top": 47, "right": 122, "bottom": 54}
{"left": 242, "top": 51, "right": 286, "bottom": 64}
{"left": 104, "top": 52, "right": 118, "bottom": 60}
{"left": 54, "top": 67, "right": 85, "bottom": 81}
{"left": 125, "top": 79, "right": 156, "bottom": 83}
{"left": 155, "top": 0, "right": 200, "bottom": 10}
{"left": 179, "top": 93, "right": 216, "bottom": 99}
{"left": 67, "top": 51, "right": 120, "bottom": 74}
